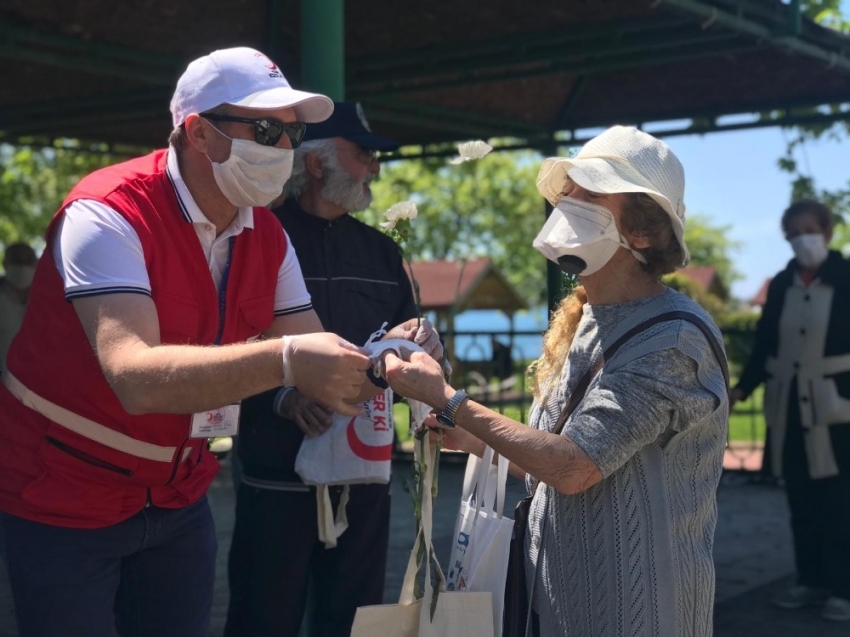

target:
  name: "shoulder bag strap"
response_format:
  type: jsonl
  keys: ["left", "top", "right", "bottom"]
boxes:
{"left": 551, "top": 310, "right": 729, "bottom": 437}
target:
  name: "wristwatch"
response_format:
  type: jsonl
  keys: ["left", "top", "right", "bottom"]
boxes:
{"left": 436, "top": 389, "right": 469, "bottom": 429}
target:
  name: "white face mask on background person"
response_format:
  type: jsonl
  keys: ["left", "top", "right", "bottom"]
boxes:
{"left": 207, "top": 127, "right": 294, "bottom": 208}
{"left": 532, "top": 197, "right": 647, "bottom": 275}
{"left": 4, "top": 265, "right": 35, "bottom": 290}
{"left": 790, "top": 233, "right": 829, "bottom": 270}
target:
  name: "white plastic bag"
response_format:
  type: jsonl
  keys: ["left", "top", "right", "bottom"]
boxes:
{"left": 446, "top": 447, "right": 513, "bottom": 636}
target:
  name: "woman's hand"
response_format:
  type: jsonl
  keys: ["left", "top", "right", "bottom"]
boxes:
{"left": 383, "top": 351, "right": 451, "bottom": 409}
{"left": 729, "top": 387, "right": 746, "bottom": 410}
{"left": 425, "top": 413, "right": 484, "bottom": 456}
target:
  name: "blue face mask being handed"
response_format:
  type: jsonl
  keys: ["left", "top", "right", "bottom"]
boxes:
{"left": 532, "top": 196, "right": 646, "bottom": 275}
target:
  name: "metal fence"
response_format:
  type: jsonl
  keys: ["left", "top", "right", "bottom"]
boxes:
{"left": 444, "top": 325, "right": 767, "bottom": 473}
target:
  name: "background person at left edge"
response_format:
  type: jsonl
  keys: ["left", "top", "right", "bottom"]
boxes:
{"left": 225, "top": 102, "right": 429, "bottom": 637}
{"left": 0, "top": 242, "right": 37, "bottom": 371}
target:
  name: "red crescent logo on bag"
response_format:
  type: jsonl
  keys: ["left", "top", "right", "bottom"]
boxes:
{"left": 346, "top": 417, "right": 392, "bottom": 461}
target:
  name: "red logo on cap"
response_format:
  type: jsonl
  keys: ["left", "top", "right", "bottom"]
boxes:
{"left": 254, "top": 52, "right": 282, "bottom": 78}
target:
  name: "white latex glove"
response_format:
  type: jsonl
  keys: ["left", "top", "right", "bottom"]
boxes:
{"left": 281, "top": 333, "right": 371, "bottom": 417}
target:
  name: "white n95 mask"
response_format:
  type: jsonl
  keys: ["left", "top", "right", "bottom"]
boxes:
{"left": 208, "top": 129, "right": 294, "bottom": 208}
{"left": 790, "top": 233, "right": 828, "bottom": 270}
{"left": 532, "top": 197, "right": 646, "bottom": 276}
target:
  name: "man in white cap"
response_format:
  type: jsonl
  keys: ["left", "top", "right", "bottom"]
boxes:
{"left": 0, "top": 47, "right": 378, "bottom": 637}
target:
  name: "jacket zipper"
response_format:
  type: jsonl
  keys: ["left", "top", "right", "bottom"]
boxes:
{"left": 45, "top": 436, "right": 134, "bottom": 476}
{"left": 165, "top": 438, "right": 191, "bottom": 485}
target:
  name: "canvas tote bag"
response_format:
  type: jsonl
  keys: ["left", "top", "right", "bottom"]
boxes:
{"left": 351, "top": 434, "right": 496, "bottom": 637}
{"left": 446, "top": 446, "right": 513, "bottom": 636}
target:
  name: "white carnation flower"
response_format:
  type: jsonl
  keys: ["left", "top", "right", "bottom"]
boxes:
{"left": 449, "top": 140, "right": 493, "bottom": 164}
{"left": 385, "top": 201, "right": 418, "bottom": 222}
{"left": 380, "top": 220, "right": 397, "bottom": 231}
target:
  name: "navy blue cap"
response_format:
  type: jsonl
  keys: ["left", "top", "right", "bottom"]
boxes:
{"left": 303, "top": 101, "right": 399, "bottom": 151}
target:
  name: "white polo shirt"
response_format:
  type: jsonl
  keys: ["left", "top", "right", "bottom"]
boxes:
{"left": 53, "top": 148, "right": 312, "bottom": 317}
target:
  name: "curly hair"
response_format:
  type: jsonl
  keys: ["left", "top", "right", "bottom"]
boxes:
{"left": 622, "top": 193, "right": 687, "bottom": 278}
{"left": 781, "top": 199, "right": 834, "bottom": 234}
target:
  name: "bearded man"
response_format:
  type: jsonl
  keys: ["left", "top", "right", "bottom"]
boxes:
{"left": 225, "top": 102, "right": 427, "bottom": 637}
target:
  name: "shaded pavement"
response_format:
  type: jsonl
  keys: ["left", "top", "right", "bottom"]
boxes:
{"left": 0, "top": 455, "right": 847, "bottom": 636}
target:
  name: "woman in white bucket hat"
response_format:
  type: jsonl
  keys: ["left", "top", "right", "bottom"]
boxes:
{"left": 383, "top": 126, "right": 729, "bottom": 636}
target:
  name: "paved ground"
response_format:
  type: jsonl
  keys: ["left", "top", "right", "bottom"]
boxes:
{"left": 0, "top": 453, "right": 847, "bottom": 636}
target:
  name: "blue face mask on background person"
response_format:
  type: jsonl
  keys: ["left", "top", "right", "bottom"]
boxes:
{"left": 207, "top": 125, "right": 294, "bottom": 208}
{"left": 789, "top": 233, "right": 829, "bottom": 270}
{"left": 532, "top": 196, "right": 646, "bottom": 275}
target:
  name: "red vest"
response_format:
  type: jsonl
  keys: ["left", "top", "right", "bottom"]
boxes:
{"left": 0, "top": 150, "right": 285, "bottom": 528}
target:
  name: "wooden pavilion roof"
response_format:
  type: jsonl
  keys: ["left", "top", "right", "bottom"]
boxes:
{"left": 406, "top": 257, "right": 528, "bottom": 314}
{"left": 1, "top": 0, "right": 849, "bottom": 151}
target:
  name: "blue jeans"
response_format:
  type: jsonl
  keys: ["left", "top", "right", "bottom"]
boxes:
{"left": 1, "top": 496, "right": 217, "bottom": 637}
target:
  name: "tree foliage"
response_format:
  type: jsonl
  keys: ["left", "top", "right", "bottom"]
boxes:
{"left": 682, "top": 213, "right": 742, "bottom": 288}
{"left": 777, "top": 0, "right": 850, "bottom": 247}
{"left": 0, "top": 142, "right": 121, "bottom": 250}
{"left": 365, "top": 149, "right": 549, "bottom": 304}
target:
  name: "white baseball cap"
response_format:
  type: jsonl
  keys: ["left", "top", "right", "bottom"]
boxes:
{"left": 170, "top": 47, "right": 334, "bottom": 128}
{"left": 536, "top": 125, "right": 689, "bottom": 264}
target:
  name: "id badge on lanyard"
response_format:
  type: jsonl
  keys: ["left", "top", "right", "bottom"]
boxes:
{"left": 189, "top": 234, "right": 241, "bottom": 439}
{"left": 190, "top": 404, "right": 241, "bottom": 438}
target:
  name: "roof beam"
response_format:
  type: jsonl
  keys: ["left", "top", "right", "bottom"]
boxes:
{"left": 350, "top": 17, "right": 694, "bottom": 75}
{"left": 350, "top": 38, "right": 766, "bottom": 98}
{"left": 349, "top": 23, "right": 748, "bottom": 94}
{"left": 379, "top": 102, "right": 849, "bottom": 161}
{"left": 0, "top": 20, "right": 182, "bottom": 84}
{"left": 658, "top": 0, "right": 850, "bottom": 71}
{"left": 365, "top": 99, "right": 550, "bottom": 138}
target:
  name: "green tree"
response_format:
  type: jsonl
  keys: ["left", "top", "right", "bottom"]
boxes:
{"left": 365, "top": 149, "right": 548, "bottom": 304}
{"left": 683, "top": 212, "right": 742, "bottom": 290}
{"left": 776, "top": 0, "right": 850, "bottom": 245}
{"left": 0, "top": 142, "right": 122, "bottom": 249}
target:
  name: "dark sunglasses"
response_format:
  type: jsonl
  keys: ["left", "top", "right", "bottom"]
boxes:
{"left": 200, "top": 113, "right": 307, "bottom": 148}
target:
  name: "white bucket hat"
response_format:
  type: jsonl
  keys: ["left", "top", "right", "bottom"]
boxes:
{"left": 536, "top": 125, "right": 689, "bottom": 264}
{"left": 170, "top": 47, "right": 334, "bottom": 128}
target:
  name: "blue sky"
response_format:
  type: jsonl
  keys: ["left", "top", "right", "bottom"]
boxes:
{"left": 661, "top": 0, "right": 850, "bottom": 301}
{"left": 661, "top": 125, "right": 847, "bottom": 300}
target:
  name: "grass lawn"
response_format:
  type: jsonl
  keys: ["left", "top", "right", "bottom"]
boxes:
{"left": 394, "top": 386, "right": 767, "bottom": 445}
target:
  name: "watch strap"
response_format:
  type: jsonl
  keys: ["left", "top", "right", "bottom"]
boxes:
{"left": 439, "top": 389, "right": 469, "bottom": 428}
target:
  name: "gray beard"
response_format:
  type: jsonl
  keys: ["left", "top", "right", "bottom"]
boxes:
{"left": 320, "top": 165, "right": 373, "bottom": 212}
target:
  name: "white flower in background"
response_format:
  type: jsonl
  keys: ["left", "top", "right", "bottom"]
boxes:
{"left": 382, "top": 201, "right": 418, "bottom": 230}
{"left": 449, "top": 140, "right": 493, "bottom": 164}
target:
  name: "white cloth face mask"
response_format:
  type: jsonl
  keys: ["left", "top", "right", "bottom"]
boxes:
{"left": 532, "top": 197, "right": 646, "bottom": 275}
{"left": 790, "top": 233, "right": 829, "bottom": 269}
{"left": 4, "top": 265, "right": 35, "bottom": 290}
{"left": 208, "top": 127, "right": 294, "bottom": 208}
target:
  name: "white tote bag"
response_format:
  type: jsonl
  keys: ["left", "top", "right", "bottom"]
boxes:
{"left": 446, "top": 447, "right": 513, "bottom": 636}
{"left": 294, "top": 387, "right": 395, "bottom": 487}
{"left": 294, "top": 388, "right": 394, "bottom": 548}
{"left": 351, "top": 435, "right": 496, "bottom": 637}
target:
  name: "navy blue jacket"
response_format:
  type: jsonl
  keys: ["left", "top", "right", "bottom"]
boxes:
{"left": 238, "top": 198, "right": 418, "bottom": 483}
